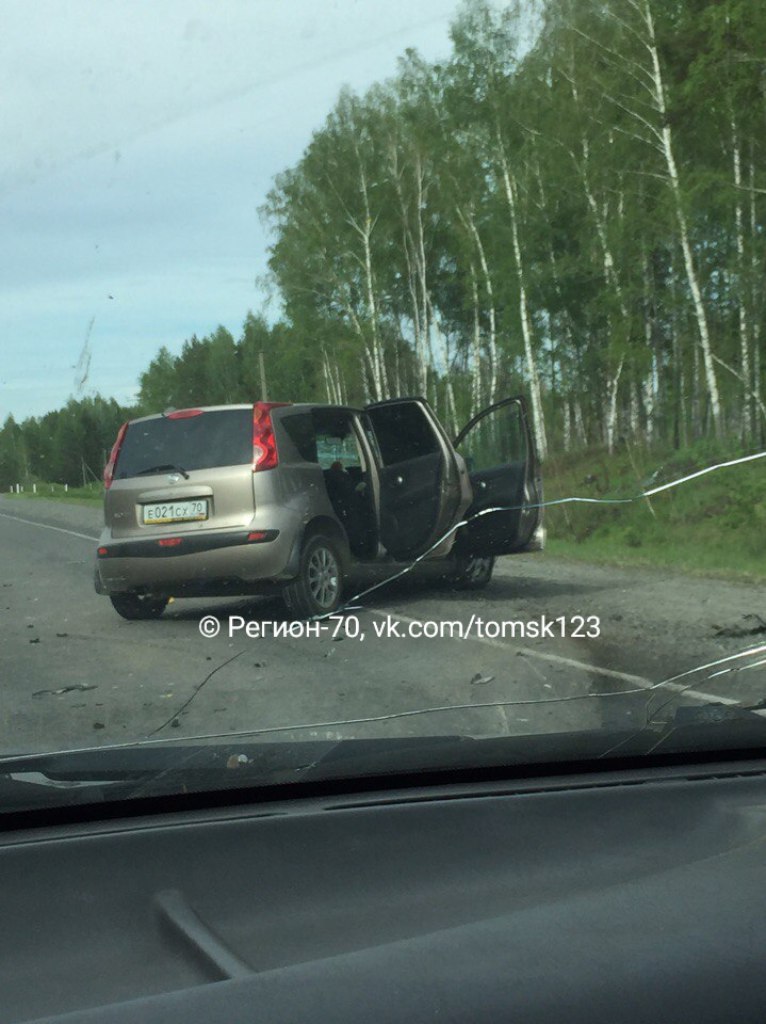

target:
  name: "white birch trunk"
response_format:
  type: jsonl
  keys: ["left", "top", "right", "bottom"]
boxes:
{"left": 322, "top": 349, "right": 333, "bottom": 404}
{"left": 360, "top": 352, "right": 371, "bottom": 405}
{"left": 731, "top": 117, "right": 751, "bottom": 440}
{"left": 459, "top": 207, "right": 498, "bottom": 405}
{"left": 430, "top": 300, "right": 458, "bottom": 434}
{"left": 414, "top": 154, "right": 436, "bottom": 387}
{"left": 361, "top": 222, "right": 384, "bottom": 401}
{"left": 353, "top": 145, "right": 388, "bottom": 401}
{"left": 580, "top": 140, "right": 630, "bottom": 448}
{"left": 641, "top": 253, "right": 658, "bottom": 445}
{"left": 629, "top": 380, "right": 639, "bottom": 439}
{"left": 642, "top": 362, "right": 657, "bottom": 446}
{"left": 692, "top": 334, "right": 701, "bottom": 437}
{"left": 405, "top": 242, "right": 428, "bottom": 395}
{"left": 749, "top": 155, "right": 762, "bottom": 440}
{"left": 574, "top": 399, "right": 587, "bottom": 446}
{"left": 389, "top": 144, "right": 429, "bottom": 397}
{"left": 563, "top": 398, "right": 572, "bottom": 452}
{"left": 639, "top": 0, "right": 722, "bottom": 435}
{"left": 498, "top": 137, "right": 547, "bottom": 459}
{"left": 469, "top": 263, "right": 482, "bottom": 418}
{"left": 333, "top": 360, "right": 346, "bottom": 405}
{"left": 606, "top": 357, "right": 624, "bottom": 453}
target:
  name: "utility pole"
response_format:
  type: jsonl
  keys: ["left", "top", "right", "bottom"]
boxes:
{"left": 259, "top": 351, "right": 268, "bottom": 400}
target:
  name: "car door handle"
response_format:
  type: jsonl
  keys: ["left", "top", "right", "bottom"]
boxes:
{"left": 477, "top": 480, "right": 487, "bottom": 491}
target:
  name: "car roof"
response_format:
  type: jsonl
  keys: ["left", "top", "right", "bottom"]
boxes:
{"left": 127, "top": 402, "right": 359, "bottom": 425}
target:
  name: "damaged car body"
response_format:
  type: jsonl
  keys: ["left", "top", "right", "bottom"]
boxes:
{"left": 94, "top": 395, "right": 544, "bottom": 619}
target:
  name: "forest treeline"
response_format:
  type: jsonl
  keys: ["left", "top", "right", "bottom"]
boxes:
{"left": 3, "top": 0, "right": 765, "bottom": 487}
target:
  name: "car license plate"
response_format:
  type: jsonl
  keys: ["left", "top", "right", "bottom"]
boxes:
{"left": 142, "top": 500, "right": 208, "bottom": 524}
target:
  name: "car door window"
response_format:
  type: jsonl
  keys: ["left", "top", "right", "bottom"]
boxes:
{"left": 316, "top": 430, "right": 363, "bottom": 470}
{"left": 454, "top": 397, "right": 540, "bottom": 557}
{"left": 280, "top": 411, "right": 318, "bottom": 463}
{"left": 366, "top": 403, "right": 440, "bottom": 466}
{"left": 310, "top": 410, "right": 366, "bottom": 469}
{"left": 456, "top": 401, "right": 527, "bottom": 472}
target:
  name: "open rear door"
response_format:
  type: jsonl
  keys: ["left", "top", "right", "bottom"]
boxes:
{"left": 452, "top": 396, "right": 542, "bottom": 556}
{"left": 363, "top": 398, "right": 463, "bottom": 561}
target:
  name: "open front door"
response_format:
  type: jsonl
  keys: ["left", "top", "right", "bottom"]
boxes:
{"left": 452, "top": 396, "right": 542, "bottom": 556}
{"left": 363, "top": 398, "right": 462, "bottom": 561}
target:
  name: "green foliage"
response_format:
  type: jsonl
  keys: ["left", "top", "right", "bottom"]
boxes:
{"left": 544, "top": 439, "right": 766, "bottom": 578}
{"left": 1, "top": 398, "right": 129, "bottom": 489}
{"left": 134, "top": 314, "right": 357, "bottom": 412}
{"left": 0, "top": 416, "right": 26, "bottom": 489}
{"left": 257, "top": 0, "right": 766, "bottom": 446}
{"left": 9, "top": 0, "right": 766, "bottom": 488}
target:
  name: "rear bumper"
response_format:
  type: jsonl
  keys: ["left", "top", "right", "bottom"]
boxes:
{"left": 95, "top": 527, "right": 294, "bottom": 595}
{"left": 97, "top": 529, "right": 279, "bottom": 560}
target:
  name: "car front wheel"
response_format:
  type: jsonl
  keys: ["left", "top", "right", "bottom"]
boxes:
{"left": 109, "top": 593, "right": 169, "bottom": 620}
{"left": 283, "top": 534, "right": 344, "bottom": 618}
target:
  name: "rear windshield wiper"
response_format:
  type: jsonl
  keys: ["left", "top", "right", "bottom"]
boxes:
{"left": 131, "top": 463, "right": 190, "bottom": 479}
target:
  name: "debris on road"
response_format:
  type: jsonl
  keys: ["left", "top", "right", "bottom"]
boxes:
{"left": 470, "top": 673, "right": 495, "bottom": 686}
{"left": 33, "top": 684, "right": 98, "bottom": 697}
{"left": 713, "top": 614, "right": 766, "bottom": 639}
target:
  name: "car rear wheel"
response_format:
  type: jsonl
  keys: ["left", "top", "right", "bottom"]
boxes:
{"left": 109, "top": 593, "right": 169, "bottom": 620}
{"left": 445, "top": 553, "right": 495, "bottom": 590}
{"left": 283, "top": 534, "right": 344, "bottom": 618}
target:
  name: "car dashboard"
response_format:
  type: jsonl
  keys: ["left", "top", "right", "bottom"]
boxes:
{"left": 2, "top": 753, "right": 766, "bottom": 1023}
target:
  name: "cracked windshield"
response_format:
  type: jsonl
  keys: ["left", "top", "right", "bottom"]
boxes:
{"left": 1, "top": 0, "right": 765, "bottom": 801}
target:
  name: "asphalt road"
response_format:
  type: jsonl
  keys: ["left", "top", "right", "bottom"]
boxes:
{"left": 1, "top": 495, "right": 764, "bottom": 758}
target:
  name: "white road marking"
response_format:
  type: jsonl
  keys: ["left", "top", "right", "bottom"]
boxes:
{"left": 0, "top": 506, "right": 753, "bottom": 712}
{"left": 0, "top": 510, "right": 97, "bottom": 544}
{"left": 370, "top": 607, "right": 649, "bottom": 684}
{"left": 369, "top": 608, "right": 742, "bottom": 707}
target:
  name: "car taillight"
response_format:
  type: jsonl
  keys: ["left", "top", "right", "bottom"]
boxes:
{"left": 103, "top": 422, "right": 129, "bottom": 489}
{"left": 252, "top": 401, "right": 289, "bottom": 472}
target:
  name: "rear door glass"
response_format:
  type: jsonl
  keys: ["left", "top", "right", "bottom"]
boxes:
{"left": 116, "top": 409, "right": 252, "bottom": 479}
{"left": 279, "top": 412, "right": 318, "bottom": 462}
{"left": 455, "top": 401, "right": 527, "bottom": 472}
{"left": 366, "top": 403, "right": 439, "bottom": 466}
{"left": 316, "top": 432, "right": 362, "bottom": 469}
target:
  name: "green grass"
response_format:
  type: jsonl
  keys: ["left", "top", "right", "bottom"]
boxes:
{"left": 543, "top": 439, "right": 766, "bottom": 581}
{"left": 4, "top": 483, "right": 104, "bottom": 507}
{"left": 5, "top": 442, "right": 765, "bottom": 581}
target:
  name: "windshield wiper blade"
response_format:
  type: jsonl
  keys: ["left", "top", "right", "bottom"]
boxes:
{"left": 133, "top": 463, "right": 190, "bottom": 479}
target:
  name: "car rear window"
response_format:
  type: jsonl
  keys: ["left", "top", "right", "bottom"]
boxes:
{"left": 115, "top": 409, "right": 253, "bottom": 478}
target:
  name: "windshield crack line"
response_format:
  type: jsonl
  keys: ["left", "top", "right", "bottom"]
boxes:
{"left": 148, "top": 649, "right": 247, "bottom": 736}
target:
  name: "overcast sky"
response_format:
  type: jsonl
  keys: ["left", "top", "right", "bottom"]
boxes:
{"left": 0, "top": 0, "right": 464, "bottom": 421}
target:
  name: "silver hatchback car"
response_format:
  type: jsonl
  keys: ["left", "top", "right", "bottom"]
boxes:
{"left": 95, "top": 396, "right": 544, "bottom": 619}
